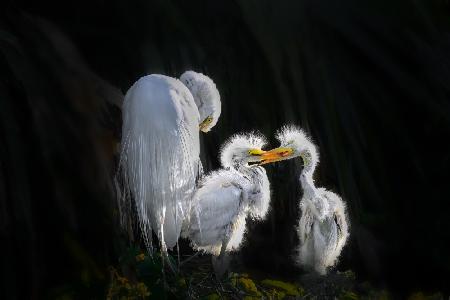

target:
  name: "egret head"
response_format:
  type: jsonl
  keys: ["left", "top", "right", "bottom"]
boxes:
{"left": 220, "top": 132, "right": 268, "bottom": 170}
{"left": 180, "top": 71, "right": 221, "bottom": 133}
{"left": 261, "top": 125, "right": 319, "bottom": 173}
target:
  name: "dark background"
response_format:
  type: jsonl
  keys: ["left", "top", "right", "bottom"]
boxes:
{"left": 1, "top": 0, "right": 450, "bottom": 298}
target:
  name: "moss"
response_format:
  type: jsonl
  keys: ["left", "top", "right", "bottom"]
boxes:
{"left": 339, "top": 291, "right": 359, "bottom": 300}
{"left": 229, "top": 273, "right": 262, "bottom": 297}
{"left": 239, "top": 277, "right": 262, "bottom": 296}
{"left": 205, "top": 293, "right": 220, "bottom": 300}
{"left": 260, "top": 279, "right": 304, "bottom": 296}
{"left": 135, "top": 253, "right": 146, "bottom": 262}
{"left": 106, "top": 267, "right": 151, "bottom": 299}
{"left": 264, "top": 288, "right": 287, "bottom": 300}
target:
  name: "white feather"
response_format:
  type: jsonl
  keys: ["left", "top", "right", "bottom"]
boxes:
{"left": 298, "top": 188, "right": 349, "bottom": 274}
{"left": 185, "top": 133, "right": 271, "bottom": 256}
{"left": 275, "top": 126, "right": 349, "bottom": 274}
{"left": 119, "top": 72, "right": 220, "bottom": 253}
{"left": 180, "top": 71, "right": 221, "bottom": 131}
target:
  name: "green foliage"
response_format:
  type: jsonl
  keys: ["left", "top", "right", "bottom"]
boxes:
{"left": 260, "top": 279, "right": 304, "bottom": 296}
{"left": 107, "top": 267, "right": 151, "bottom": 299}
{"left": 48, "top": 245, "right": 445, "bottom": 299}
{"left": 230, "top": 273, "right": 263, "bottom": 297}
{"left": 105, "top": 249, "right": 309, "bottom": 299}
{"left": 116, "top": 247, "right": 187, "bottom": 299}
{"left": 339, "top": 291, "right": 359, "bottom": 300}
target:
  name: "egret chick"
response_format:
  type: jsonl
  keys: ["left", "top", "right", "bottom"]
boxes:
{"left": 119, "top": 71, "right": 221, "bottom": 256}
{"left": 262, "top": 126, "right": 349, "bottom": 275}
{"left": 185, "top": 132, "right": 271, "bottom": 273}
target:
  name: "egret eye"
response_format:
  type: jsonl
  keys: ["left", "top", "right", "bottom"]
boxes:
{"left": 199, "top": 116, "right": 213, "bottom": 131}
{"left": 202, "top": 116, "right": 213, "bottom": 124}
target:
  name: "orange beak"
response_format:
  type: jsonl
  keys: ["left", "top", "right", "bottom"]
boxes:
{"left": 259, "top": 147, "right": 294, "bottom": 165}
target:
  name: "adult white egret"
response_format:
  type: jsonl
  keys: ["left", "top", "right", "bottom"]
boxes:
{"left": 119, "top": 71, "right": 221, "bottom": 255}
{"left": 261, "top": 126, "right": 349, "bottom": 275}
{"left": 184, "top": 132, "right": 271, "bottom": 273}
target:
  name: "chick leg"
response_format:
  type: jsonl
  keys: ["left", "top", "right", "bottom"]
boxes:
{"left": 212, "top": 230, "right": 231, "bottom": 278}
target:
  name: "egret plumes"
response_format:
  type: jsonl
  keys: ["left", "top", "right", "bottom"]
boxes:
{"left": 262, "top": 126, "right": 350, "bottom": 275}
{"left": 119, "top": 71, "right": 221, "bottom": 255}
{"left": 185, "top": 132, "right": 271, "bottom": 258}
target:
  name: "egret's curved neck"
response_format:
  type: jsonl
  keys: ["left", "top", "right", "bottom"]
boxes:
{"left": 237, "top": 164, "right": 254, "bottom": 177}
{"left": 300, "top": 149, "right": 317, "bottom": 193}
{"left": 234, "top": 164, "right": 261, "bottom": 182}
{"left": 300, "top": 171, "right": 316, "bottom": 194}
{"left": 302, "top": 149, "right": 316, "bottom": 175}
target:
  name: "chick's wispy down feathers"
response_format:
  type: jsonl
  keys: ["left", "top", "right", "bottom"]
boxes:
{"left": 220, "top": 132, "right": 267, "bottom": 169}
{"left": 276, "top": 125, "right": 319, "bottom": 171}
{"left": 185, "top": 132, "right": 271, "bottom": 257}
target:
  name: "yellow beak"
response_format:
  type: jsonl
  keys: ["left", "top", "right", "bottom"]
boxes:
{"left": 248, "top": 148, "right": 267, "bottom": 156}
{"left": 259, "top": 147, "right": 294, "bottom": 165}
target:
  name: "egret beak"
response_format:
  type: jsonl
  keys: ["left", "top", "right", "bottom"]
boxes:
{"left": 247, "top": 148, "right": 268, "bottom": 166}
{"left": 248, "top": 149, "right": 266, "bottom": 156}
{"left": 259, "top": 147, "right": 294, "bottom": 165}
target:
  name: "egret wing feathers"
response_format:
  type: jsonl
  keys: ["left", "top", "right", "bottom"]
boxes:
{"left": 188, "top": 170, "right": 250, "bottom": 256}
{"left": 120, "top": 75, "right": 201, "bottom": 252}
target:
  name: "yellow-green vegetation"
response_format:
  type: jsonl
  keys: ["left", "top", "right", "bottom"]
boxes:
{"left": 339, "top": 291, "right": 359, "bottom": 300}
{"left": 107, "top": 267, "right": 151, "bottom": 299}
{"left": 341, "top": 270, "right": 356, "bottom": 281}
{"left": 260, "top": 279, "right": 304, "bottom": 297}
{"left": 228, "top": 273, "right": 308, "bottom": 299}
{"left": 230, "top": 273, "right": 262, "bottom": 297}
{"left": 99, "top": 247, "right": 444, "bottom": 300}
{"left": 408, "top": 292, "right": 444, "bottom": 300}
{"left": 205, "top": 293, "right": 220, "bottom": 300}
{"left": 136, "top": 253, "right": 146, "bottom": 262}
{"left": 263, "top": 288, "right": 287, "bottom": 300}
{"left": 177, "top": 278, "right": 187, "bottom": 289}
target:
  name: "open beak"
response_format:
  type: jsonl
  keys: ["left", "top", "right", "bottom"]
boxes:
{"left": 259, "top": 147, "right": 294, "bottom": 165}
{"left": 247, "top": 148, "right": 267, "bottom": 166}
